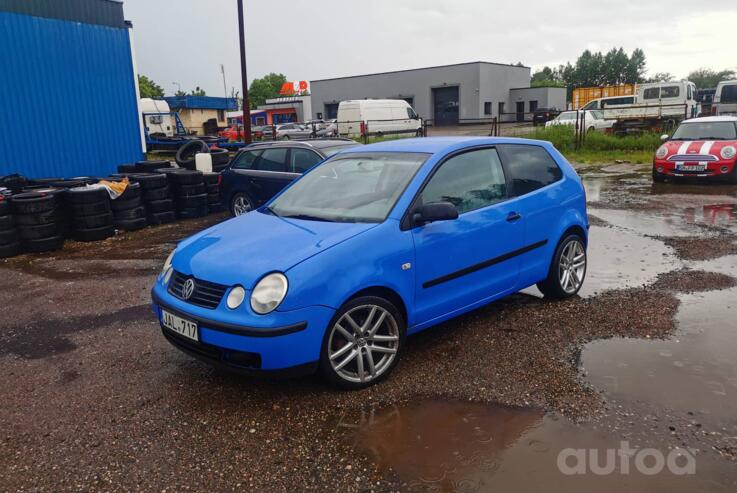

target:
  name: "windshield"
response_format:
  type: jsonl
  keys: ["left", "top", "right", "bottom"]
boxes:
{"left": 269, "top": 152, "right": 428, "bottom": 223}
{"left": 672, "top": 122, "right": 737, "bottom": 140}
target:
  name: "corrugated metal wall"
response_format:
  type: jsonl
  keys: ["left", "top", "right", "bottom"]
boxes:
{"left": 0, "top": 11, "right": 144, "bottom": 178}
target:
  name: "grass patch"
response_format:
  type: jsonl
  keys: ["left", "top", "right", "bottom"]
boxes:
{"left": 530, "top": 125, "right": 659, "bottom": 164}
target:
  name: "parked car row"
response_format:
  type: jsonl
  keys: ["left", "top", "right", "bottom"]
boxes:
{"left": 545, "top": 109, "right": 614, "bottom": 132}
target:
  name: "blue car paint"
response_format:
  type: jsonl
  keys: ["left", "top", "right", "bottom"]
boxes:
{"left": 152, "top": 137, "right": 588, "bottom": 373}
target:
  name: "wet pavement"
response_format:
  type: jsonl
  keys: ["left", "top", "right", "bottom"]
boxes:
{"left": 2, "top": 164, "right": 737, "bottom": 491}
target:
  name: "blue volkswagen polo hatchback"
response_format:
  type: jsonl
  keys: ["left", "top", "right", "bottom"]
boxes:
{"left": 152, "top": 137, "right": 588, "bottom": 389}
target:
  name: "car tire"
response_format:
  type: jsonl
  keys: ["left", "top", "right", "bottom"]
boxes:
{"left": 147, "top": 211, "right": 177, "bottom": 225}
{"left": 0, "top": 214, "right": 14, "bottom": 230}
{"left": 111, "top": 196, "right": 143, "bottom": 212}
{"left": 115, "top": 217, "right": 147, "bottom": 231}
{"left": 176, "top": 194, "right": 207, "bottom": 209}
{"left": 173, "top": 183, "right": 206, "bottom": 197}
{"left": 131, "top": 173, "right": 168, "bottom": 189}
{"left": 0, "top": 228, "right": 19, "bottom": 244}
{"left": 10, "top": 193, "right": 57, "bottom": 215}
{"left": 209, "top": 149, "right": 230, "bottom": 166}
{"left": 652, "top": 170, "right": 666, "bottom": 183}
{"left": 73, "top": 211, "right": 114, "bottom": 229}
{"left": 168, "top": 170, "right": 203, "bottom": 186}
{"left": 319, "top": 295, "right": 405, "bottom": 390}
{"left": 17, "top": 222, "right": 63, "bottom": 241}
{"left": 176, "top": 140, "right": 210, "bottom": 169}
{"left": 65, "top": 187, "right": 109, "bottom": 205}
{"left": 537, "top": 233, "right": 587, "bottom": 299}
{"left": 280, "top": 135, "right": 290, "bottom": 141}
{"left": 22, "top": 235, "right": 65, "bottom": 253}
{"left": 142, "top": 186, "right": 171, "bottom": 201}
{"left": 146, "top": 199, "right": 175, "bottom": 213}
{"left": 114, "top": 206, "right": 146, "bottom": 221}
{"left": 73, "top": 225, "right": 115, "bottom": 242}
{"left": 0, "top": 200, "right": 9, "bottom": 216}
{"left": 230, "top": 192, "right": 254, "bottom": 217}
{"left": 0, "top": 241, "right": 20, "bottom": 258}
{"left": 69, "top": 200, "right": 111, "bottom": 217}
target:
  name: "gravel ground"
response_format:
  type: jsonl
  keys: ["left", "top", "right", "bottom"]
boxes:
{"left": 2, "top": 166, "right": 737, "bottom": 491}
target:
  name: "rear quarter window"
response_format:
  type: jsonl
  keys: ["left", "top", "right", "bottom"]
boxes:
{"left": 498, "top": 145, "right": 563, "bottom": 197}
{"left": 643, "top": 88, "right": 660, "bottom": 100}
{"left": 721, "top": 85, "right": 737, "bottom": 103}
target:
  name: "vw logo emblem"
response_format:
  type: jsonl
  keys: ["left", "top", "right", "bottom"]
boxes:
{"left": 181, "top": 278, "right": 196, "bottom": 300}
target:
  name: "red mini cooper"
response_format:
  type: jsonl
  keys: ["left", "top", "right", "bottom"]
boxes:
{"left": 653, "top": 116, "right": 737, "bottom": 183}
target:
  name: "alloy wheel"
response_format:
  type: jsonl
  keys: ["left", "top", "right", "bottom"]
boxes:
{"left": 232, "top": 195, "right": 252, "bottom": 216}
{"left": 558, "top": 239, "right": 586, "bottom": 294}
{"left": 328, "top": 304, "right": 400, "bottom": 384}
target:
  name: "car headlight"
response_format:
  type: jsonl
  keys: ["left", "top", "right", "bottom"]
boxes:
{"left": 250, "top": 273, "right": 288, "bottom": 314}
{"left": 721, "top": 146, "right": 736, "bottom": 160}
{"left": 655, "top": 145, "right": 669, "bottom": 159}
{"left": 227, "top": 286, "right": 246, "bottom": 309}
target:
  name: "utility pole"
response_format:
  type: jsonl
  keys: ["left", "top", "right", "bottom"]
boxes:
{"left": 237, "top": 0, "right": 252, "bottom": 143}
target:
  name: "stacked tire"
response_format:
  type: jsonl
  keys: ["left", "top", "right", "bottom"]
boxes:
{"left": 210, "top": 148, "right": 230, "bottom": 172}
{"left": 111, "top": 182, "right": 147, "bottom": 231}
{"left": 203, "top": 173, "right": 224, "bottom": 213}
{"left": 0, "top": 197, "right": 20, "bottom": 258}
{"left": 169, "top": 170, "right": 208, "bottom": 219}
{"left": 67, "top": 187, "right": 115, "bottom": 242}
{"left": 133, "top": 173, "right": 176, "bottom": 226}
{"left": 118, "top": 160, "right": 173, "bottom": 174}
{"left": 10, "top": 191, "right": 66, "bottom": 253}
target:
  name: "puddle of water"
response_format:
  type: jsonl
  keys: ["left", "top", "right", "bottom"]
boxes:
{"left": 589, "top": 208, "right": 718, "bottom": 238}
{"left": 578, "top": 225, "right": 677, "bottom": 297}
{"left": 339, "top": 400, "right": 736, "bottom": 492}
{"left": 582, "top": 287, "right": 737, "bottom": 429}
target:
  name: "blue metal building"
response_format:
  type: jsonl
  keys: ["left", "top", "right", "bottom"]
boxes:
{"left": 0, "top": 0, "right": 144, "bottom": 179}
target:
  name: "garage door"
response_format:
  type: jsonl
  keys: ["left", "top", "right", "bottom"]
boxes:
{"left": 433, "top": 86, "right": 459, "bottom": 126}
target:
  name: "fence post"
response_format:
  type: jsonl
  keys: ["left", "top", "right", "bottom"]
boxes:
{"left": 364, "top": 121, "right": 369, "bottom": 145}
{"left": 271, "top": 123, "right": 276, "bottom": 141}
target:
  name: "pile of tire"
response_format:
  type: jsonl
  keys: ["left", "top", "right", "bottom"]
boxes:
{"left": 117, "top": 160, "right": 173, "bottom": 174}
{"left": 175, "top": 140, "right": 230, "bottom": 172}
{"left": 9, "top": 190, "right": 66, "bottom": 253}
{"left": 66, "top": 187, "right": 115, "bottom": 242}
{"left": 203, "top": 172, "right": 224, "bottom": 213}
{"left": 108, "top": 181, "right": 148, "bottom": 231}
{"left": 131, "top": 173, "right": 176, "bottom": 226}
{"left": 168, "top": 170, "right": 208, "bottom": 219}
{"left": 0, "top": 196, "right": 19, "bottom": 258}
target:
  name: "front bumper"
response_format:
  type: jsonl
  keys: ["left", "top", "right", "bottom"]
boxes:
{"left": 653, "top": 160, "right": 736, "bottom": 181}
{"left": 151, "top": 285, "right": 335, "bottom": 374}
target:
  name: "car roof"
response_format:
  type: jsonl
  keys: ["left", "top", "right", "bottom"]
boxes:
{"left": 681, "top": 116, "right": 737, "bottom": 123}
{"left": 338, "top": 136, "right": 552, "bottom": 156}
{"left": 240, "top": 139, "right": 358, "bottom": 152}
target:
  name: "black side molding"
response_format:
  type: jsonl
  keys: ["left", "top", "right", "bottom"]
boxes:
{"left": 152, "top": 290, "right": 307, "bottom": 338}
{"left": 423, "top": 240, "right": 548, "bottom": 289}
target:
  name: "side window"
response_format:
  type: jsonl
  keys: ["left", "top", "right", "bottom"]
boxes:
{"left": 661, "top": 86, "right": 680, "bottom": 99}
{"left": 643, "top": 88, "right": 660, "bottom": 100}
{"left": 421, "top": 149, "right": 507, "bottom": 214}
{"left": 257, "top": 148, "right": 288, "bottom": 172}
{"left": 499, "top": 145, "right": 562, "bottom": 197}
{"left": 291, "top": 149, "right": 322, "bottom": 173}
{"left": 231, "top": 150, "right": 261, "bottom": 170}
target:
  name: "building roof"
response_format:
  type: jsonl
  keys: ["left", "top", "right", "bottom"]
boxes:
{"left": 311, "top": 61, "right": 530, "bottom": 84}
{"left": 164, "top": 96, "right": 237, "bottom": 111}
{"left": 0, "top": 0, "right": 127, "bottom": 28}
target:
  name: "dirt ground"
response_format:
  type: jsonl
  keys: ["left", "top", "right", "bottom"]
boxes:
{"left": 2, "top": 162, "right": 737, "bottom": 491}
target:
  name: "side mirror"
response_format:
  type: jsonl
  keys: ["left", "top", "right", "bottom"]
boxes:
{"left": 412, "top": 202, "right": 458, "bottom": 226}
{"left": 660, "top": 134, "right": 670, "bottom": 142}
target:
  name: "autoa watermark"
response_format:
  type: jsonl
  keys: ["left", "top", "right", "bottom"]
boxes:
{"left": 557, "top": 441, "right": 696, "bottom": 476}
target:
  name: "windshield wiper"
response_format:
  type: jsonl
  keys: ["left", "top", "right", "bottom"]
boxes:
{"left": 282, "top": 214, "right": 335, "bottom": 222}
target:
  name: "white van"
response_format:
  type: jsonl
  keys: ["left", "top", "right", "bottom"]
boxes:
{"left": 337, "top": 99, "right": 422, "bottom": 137}
{"left": 140, "top": 98, "right": 174, "bottom": 137}
{"left": 582, "top": 95, "right": 635, "bottom": 111}
{"left": 714, "top": 80, "right": 737, "bottom": 116}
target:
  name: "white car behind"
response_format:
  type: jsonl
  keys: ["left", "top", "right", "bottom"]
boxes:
{"left": 545, "top": 110, "right": 614, "bottom": 132}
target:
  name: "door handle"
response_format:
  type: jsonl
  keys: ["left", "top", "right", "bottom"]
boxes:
{"left": 507, "top": 212, "right": 522, "bottom": 222}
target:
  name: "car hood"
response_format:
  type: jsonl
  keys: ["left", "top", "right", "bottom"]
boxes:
{"left": 172, "top": 212, "right": 376, "bottom": 288}
{"left": 659, "top": 140, "right": 735, "bottom": 161}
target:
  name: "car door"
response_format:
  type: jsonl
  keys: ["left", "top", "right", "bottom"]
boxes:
{"left": 250, "top": 147, "right": 299, "bottom": 203}
{"left": 411, "top": 147, "right": 525, "bottom": 326}
{"left": 290, "top": 147, "right": 324, "bottom": 174}
{"left": 223, "top": 148, "right": 263, "bottom": 204}
{"left": 496, "top": 144, "right": 567, "bottom": 289}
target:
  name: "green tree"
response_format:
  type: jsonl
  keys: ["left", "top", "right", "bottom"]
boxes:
{"left": 531, "top": 66, "right": 565, "bottom": 88}
{"left": 174, "top": 90, "right": 187, "bottom": 97}
{"left": 624, "top": 48, "right": 647, "bottom": 84}
{"left": 646, "top": 72, "right": 675, "bottom": 83}
{"left": 138, "top": 75, "right": 164, "bottom": 99}
{"left": 190, "top": 86, "right": 206, "bottom": 96}
{"left": 687, "top": 68, "right": 736, "bottom": 89}
{"left": 248, "top": 73, "right": 288, "bottom": 109}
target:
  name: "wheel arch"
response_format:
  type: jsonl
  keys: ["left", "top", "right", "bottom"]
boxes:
{"left": 342, "top": 285, "right": 408, "bottom": 327}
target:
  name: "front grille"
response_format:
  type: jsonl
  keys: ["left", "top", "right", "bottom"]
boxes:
{"left": 168, "top": 270, "right": 228, "bottom": 309}
{"left": 668, "top": 154, "right": 717, "bottom": 162}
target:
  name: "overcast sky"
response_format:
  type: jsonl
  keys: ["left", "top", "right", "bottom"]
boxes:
{"left": 124, "top": 0, "right": 737, "bottom": 97}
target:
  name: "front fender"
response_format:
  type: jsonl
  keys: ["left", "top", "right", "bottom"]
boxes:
{"left": 280, "top": 220, "right": 415, "bottom": 322}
